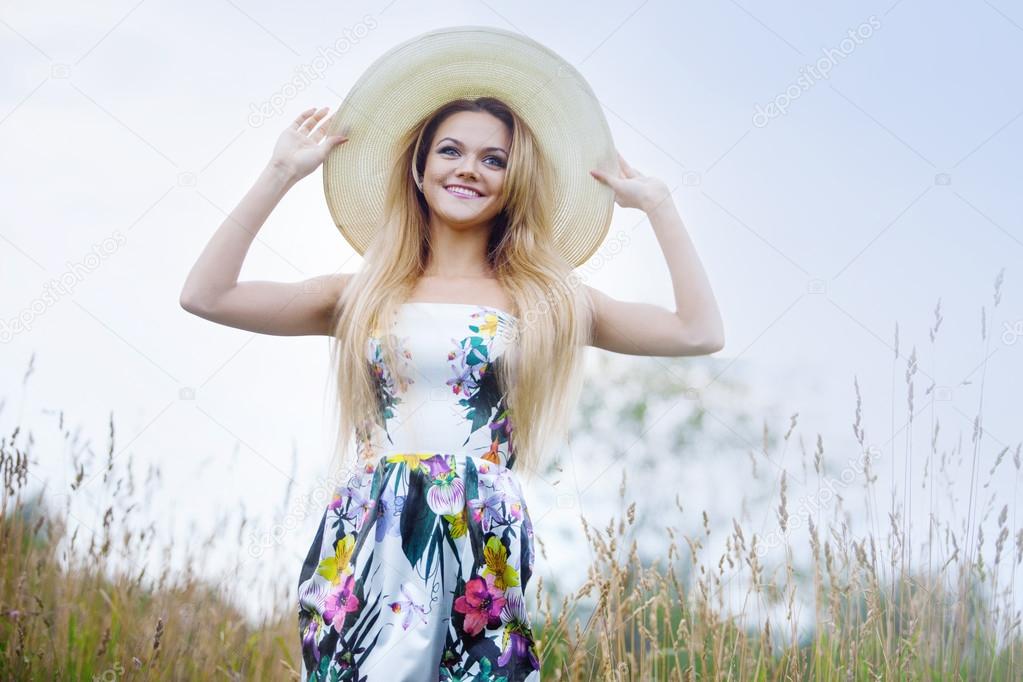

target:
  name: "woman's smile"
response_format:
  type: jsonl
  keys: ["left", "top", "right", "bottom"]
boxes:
{"left": 445, "top": 184, "right": 485, "bottom": 199}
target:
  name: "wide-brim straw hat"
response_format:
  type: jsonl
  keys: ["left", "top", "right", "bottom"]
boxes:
{"left": 322, "top": 25, "right": 618, "bottom": 268}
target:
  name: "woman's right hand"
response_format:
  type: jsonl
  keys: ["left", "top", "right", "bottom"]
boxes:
{"left": 267, "top": 106, "right": 350, "bottom": 182}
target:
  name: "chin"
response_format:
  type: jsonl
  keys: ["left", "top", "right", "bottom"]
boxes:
{"left": 431, "top": 197, "right": 493, "bottom": 218}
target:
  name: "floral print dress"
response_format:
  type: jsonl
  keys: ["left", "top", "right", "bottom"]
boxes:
{"left": 297, "top": 302, "right": 541, "bottom": 682}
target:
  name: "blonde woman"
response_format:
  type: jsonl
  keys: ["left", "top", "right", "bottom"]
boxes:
{"left": 180, "top": 31, "right": 723, "bottom": 682}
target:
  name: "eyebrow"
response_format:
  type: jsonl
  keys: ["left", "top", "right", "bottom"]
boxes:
{"left": 436, "top": 137, "right": 508, "bottom": 155}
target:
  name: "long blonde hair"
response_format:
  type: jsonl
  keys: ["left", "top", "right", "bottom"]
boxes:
{"left": 326, "top": 96, "right": 592, "bottom": 486}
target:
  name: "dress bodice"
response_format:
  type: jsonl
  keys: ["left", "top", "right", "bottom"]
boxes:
{"left": 356, "top": 302, "right": 519, "bottom": 469}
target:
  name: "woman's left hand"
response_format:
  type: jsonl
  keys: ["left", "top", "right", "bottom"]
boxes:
{"left": 590, "top": 152, "right": 671, "bottom": 212}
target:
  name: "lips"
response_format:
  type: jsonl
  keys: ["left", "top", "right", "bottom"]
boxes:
{"left": 445, "top": 184, "right": 484, "bottom": 199}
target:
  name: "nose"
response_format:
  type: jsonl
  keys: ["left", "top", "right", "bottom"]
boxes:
{"left": 455, "top": 154, "right": 480, "bottom": 179}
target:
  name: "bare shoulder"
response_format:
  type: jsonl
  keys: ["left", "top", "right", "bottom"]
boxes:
{"left": 581, "top": 283, "right": 608, "bottom": 306}
{"left": 301, "top": 271, "right": 352, "bottom": 311}
{"left": 581, "top": 283, "right": 612, "bottom": 320}
{"left": 579, "top": 284, "right": 606, "bottom": 342}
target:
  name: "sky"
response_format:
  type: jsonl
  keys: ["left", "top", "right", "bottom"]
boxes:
{"left": 2, "top": 0, "right": 1022, "bottom": 630}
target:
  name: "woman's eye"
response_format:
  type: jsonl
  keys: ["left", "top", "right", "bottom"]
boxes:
{"left": 438, "top": 146, "right": 505, "bottom": 168}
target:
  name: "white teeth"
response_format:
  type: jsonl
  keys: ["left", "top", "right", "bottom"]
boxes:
{"left": 447, "top": 186, "right": 481, "bottom": 197}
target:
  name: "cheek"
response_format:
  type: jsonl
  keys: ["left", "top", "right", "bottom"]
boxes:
{"left": 487, "top": 173, "right": 506, "bottom": 193}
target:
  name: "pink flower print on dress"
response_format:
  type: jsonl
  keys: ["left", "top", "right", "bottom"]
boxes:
{"left": 322, "top": 574, "right": 360, "bottom": 629}
{"left": 453, "top": 573, "right": 506, "bottom": 636}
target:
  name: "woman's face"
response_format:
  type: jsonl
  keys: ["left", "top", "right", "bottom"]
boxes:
{"left": 421, "top": 110, "right": 510, "bottom": 229}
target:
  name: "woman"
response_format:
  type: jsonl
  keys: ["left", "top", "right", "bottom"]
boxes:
{"left": 180, "top": 32, "right": 723, "bottom": 682}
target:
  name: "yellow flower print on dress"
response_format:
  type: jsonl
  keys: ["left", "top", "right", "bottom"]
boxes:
{"left": 316, "top": 534, "right": 355, "bottom": 584}
{"left": 475, "top": 312, "right": 499, "bottom": 339}
{"left": 385, "top": 451, "right": 453, "bottom": 475}
{"left": 482, "top": 535, "right": 520, "bottom": 590}
{"left": 443, "top": 508, "right": 468, "bottom": 539}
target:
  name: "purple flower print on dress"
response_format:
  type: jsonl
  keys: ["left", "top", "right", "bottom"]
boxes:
{"left": 328, "top": 481, "right": 352, "bottom": 511}
{"left": 490, "top": 467, "right": 519, "bottom": 497}
{"left": 483, "top": 468, "right": 524, "bottom": 523}
{"left": 338, "top": 485, "right": 375, "bottom": 532}
{"left": 301, "top": 618, "right": 321, "bottom": 665}
{"left": 427, "top": 474, "right": 465, "bottom": 516}
{"left": 500, "top": 589, "right": 527, "bottom": 625}
{"left": 498, "top": 590, "right": 540, "bottom": 669}
{"left": 447, "top": 339, "right": 471, "bottom": 365}
{"left": 469, "top": 490, "right": 507, "bottom": 533}
{"left": 422, "top": 455, "right": 452, "bottom": 478}
{"left": 498, "top": 630, "right": 540, "bottom": 669}
{"left": 423, "top": 454, "right": 464, "bottom": 515}
{"left": 446, "top": 362, "right": 481, "bottom": 396}
{"left": 298, "top": 576, "right": 331, "bottom": 615}
{"left": 489, "top": 409, "right": 512, "bottom": 439}
{"left": 374, "top": 487, "right": 403, "bottom": 542}
{"left": 453, "top": 573, "right": 506, "bottom": 636}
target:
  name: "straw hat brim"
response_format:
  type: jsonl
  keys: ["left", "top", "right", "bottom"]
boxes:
{"left": 322, "top": 25, "right": 618, "bottom": 268}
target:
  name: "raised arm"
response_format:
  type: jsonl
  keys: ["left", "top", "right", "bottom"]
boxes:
{"left": 587, "top": 152, "right": 725, "bottom": 357}
{"left": 179, "top": 106, "right": 351, "bottom": 336}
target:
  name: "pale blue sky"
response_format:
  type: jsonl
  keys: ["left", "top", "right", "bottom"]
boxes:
{"left": 2, "top": 0, "right": 1021, "bottom": 625}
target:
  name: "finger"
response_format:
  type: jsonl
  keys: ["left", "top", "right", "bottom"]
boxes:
{"left": 321, "top": 109, "right": 350, "bottom": 143}
{"left": 589, "top": 169, "right": 616, "bottom": 188}
{"left": 619, "top": 152, "right": 645, "bottom": 178}
{"left": 617, "top": 152, "right": 637, "bottom": 178}
{"left": 291, "top": 107, "right": 318, "bottom": 130}
{"left": 318, "top": 119, "right": 349, "bottom": 147}
{"left": 301, "top": 107, "right": 328, "bottom": 134}
{"left": 331, "top": 123, "right": 352, "bottom": 146}
{"left": 300, "top": 107, "right": 329, "bottom": 133}
{"left": 311, "top": 112, "right": 334, "bottom": 142}
{"left": 322, "top": 127, "right": 350, "bottom": 147}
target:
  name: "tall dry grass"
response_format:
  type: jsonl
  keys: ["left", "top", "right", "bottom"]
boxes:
{"left": 0, "top": 407, "right": 301, "bottom": 680}
{"left": 528, "top": 270, "right": 1022, "bottom": 680}
{"left": 2, "top": 270, "right": 1021, "bottom": 679}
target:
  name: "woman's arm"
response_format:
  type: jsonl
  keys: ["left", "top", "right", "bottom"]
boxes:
{"left": 587, "top": 153, "right": 725, "bottom": 357}
{"left": 179, "top": 107, "right": 350, "bottom": 336}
